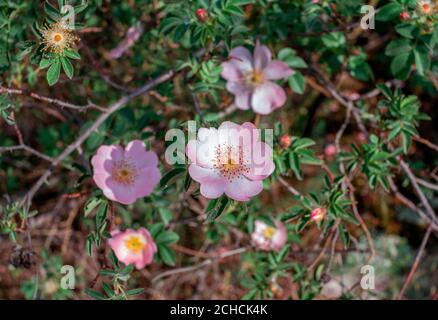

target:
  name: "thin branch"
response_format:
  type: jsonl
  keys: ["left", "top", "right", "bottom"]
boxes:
{"left": 416, "top": 177, "right": 438, "bottom": 192}
{"left": 397, "top": 224, "right": 433, "bottom": 300}
{"left": 388, "top": 177, "right": 438, "bottom": 231}
{"left": 278, "top": 176, "right": 301, "bottom": 196}
{"left": 412, "top": 136, "right": 438, "bottom": 153}
{"left": 0, "top": 86, "right": 106, "bottom": 112}
{"left": 151, "top": 247, "right": 247, "bottom": 283}
{"left": 0, "top": 145, "right": 54, "bottom": 162}
{"left": 399, "top": 158, "right": 438, "bottom": 225}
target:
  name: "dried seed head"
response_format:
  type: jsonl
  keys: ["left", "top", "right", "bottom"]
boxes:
{"left": 41, "top": 20, "right": 78, "bottom": 55}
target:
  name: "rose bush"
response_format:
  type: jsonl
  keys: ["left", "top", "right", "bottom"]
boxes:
{"left": 0, "top": 0, "right": 437, "bottom": 300}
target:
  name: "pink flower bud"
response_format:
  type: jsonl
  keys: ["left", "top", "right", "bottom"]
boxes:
{"left": 400, "top": 11, "right": 410, "bottom": 20}
{"left": 324, "top": 144, "right": 337, "bottom": 157}
{"left": 196, "top": 8, "right": 209, "bottom": 22}
{"left": 279, "top": 134, "right": 292, "bottom": 148}
{"left": 310, "top": 207, "right": 326, "bottom": 222}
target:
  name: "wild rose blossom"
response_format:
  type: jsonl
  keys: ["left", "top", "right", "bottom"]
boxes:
{"left": 186, "top": 121, "right": 275, "bottom": 202}
{"left": 221, "top": 42, "right": 293, "bottom": 115}
{"left": 251, "top": 220, "right": 287, "bottom": 252}
{"left": 92, "top": 140, "right": 161, "bottom": 205}
{"left": 108, "top": 228, "right": 157, "bottom": 269}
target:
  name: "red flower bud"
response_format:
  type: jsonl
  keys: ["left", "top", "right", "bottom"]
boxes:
{"left": 196, "top": 8, "right": 209, "bottom": 22}
{"left": 279, "top": 134, "right": 292, "bottom": 148}
{"left": 310, "top": 207, "right": 327, "bottom": 222}
{"left": 324, "top": 144, "right": 337, "bottom": 157}
{"left": 400, "top": 11, "right": 410, "bottom": 20}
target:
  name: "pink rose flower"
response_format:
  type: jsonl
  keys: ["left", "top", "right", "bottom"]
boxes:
{"left": 108, "top": 228, "right": 157, "bottom": 269}
{"left": 186, "top": 121, "right": 275, "bottom": 202}
{"left": 251, "top": 220, "right": 287, "bottom": 252}
{"left": 221, "top": 42, "right": 293, "bottom": 115}
{"left": 91, "top": 140, "right": 161, "bottom": 205}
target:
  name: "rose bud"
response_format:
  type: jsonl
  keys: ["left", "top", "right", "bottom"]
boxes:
{"left": 324, "top": 144, "right": 337, "bottom": 157}
{"left": 310, "top": 207, "right": 327, "bottom": 222}
{"left": 400, "top": 11, "right": 410, "bottom": 20}
{"left": 279, "top": 134, "right": 292, "bottom": 148}
{"left": 196, "top": 8, "right": 209, "bottom": 22}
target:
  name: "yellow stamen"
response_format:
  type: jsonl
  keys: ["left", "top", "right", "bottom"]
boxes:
{"left": 125, "top": 236, "right": 146, "bottom": 253}
{"left": 263, "top": 226, "right": 276, "bottom": 239}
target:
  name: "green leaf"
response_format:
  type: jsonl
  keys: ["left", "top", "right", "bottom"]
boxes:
{"left": 395, "top": 24, "right": 416, "bottom": 39}
{"left": 390, "top": 52, "right": 412, "bottom": 77}
{"left": 47, "top": 58, "right": 61, "bottom": 86}
{"left": 64, "top": 50, "right": 81, "bottom": 60}
{"left": 385, "top": 39, "right": 412, "bottom": 56}
{"left": 85, "top": 288, "right": 106, "bottom": 300}
{"left": 160, "top": 167, "right": 186, "bottom": 188}
{"left": 126, "top": 288, "right": 145, "bottom": 296}
{"left": 84, "top": 197, "right": 103, "bottom": 217}
{"left": 155, "top": 231, "right": 180, "bottom": 245}
{"left": 413, "top": 47, "right": 430, "bottom": 76}
{"left": 206, "top": 196, "right": 229, "bottom": 222}
{"left": 95, "top": 201, "right": 108, "bottom": 229}
{"left": 60, "top": 56, "right": 74, "bottom": 79}
{"left": 39, "top": 58, "right": 53, "bottom": 69}
{"left": 321, "top": 32, "right": 346, "bottom": 48}
{"left": 289, "top": 152, "right": 302, "bottom": 180}
{"left": 376, "top": 3, "right": 403, "bottom": 21}
{"left": 288, "top": 72, "right": 305, "bottom": 94}
{"left": 293, "top": 138, "right": 315, "bottom": 150}
{"left": 158, "top": 244, "right": 177, "bottom": 266}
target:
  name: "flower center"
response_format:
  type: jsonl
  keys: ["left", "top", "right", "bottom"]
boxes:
{"left": 244, "top": 70, "right": 264, "bottom": 87}
{"left": 53, "top": 33, "right": 63, "bottom": 42}
{"left": 125, "top": 235, "right": 146, "bottom": 253}
{"left": 263, "top": 226, "right": 276, "bottom": 239}
{"left": 212, "top": 144, "right": 250, "bottom": 181}
{"left": 112, "top": 160, "right": 138, "bottom": 185}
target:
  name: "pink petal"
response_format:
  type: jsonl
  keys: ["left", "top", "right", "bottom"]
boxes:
{"left": 226, "top": 82, "right": 252, "bottom": 110}
{"left": 225, "top": 178, "right": 263, "bottom": 201}
{"left": 245, "top": 142, "right": 275, "bottom": 179}
{"left": 253, "top": 42, "right": 272, "bottom": 71}
{"left": 240, "top": 122, "right": 259, "bottom": 143}
{"left": 105, "top": 179, "right": 137, "bottom": 205}
{"left": 272, "top": 221, "right": 287, "bottom": 251}
{"left": 200, "top": 179, "right": 227, "bottom": 199}
{"left": 125, "top": 140, "right": 159, "bottom": 168}
{"left": 263, "top": 61, "right": 293, "bottom": 80}
{"left": 235, "top": 90, "right": 252, "bottom": 110}
{"left": 91, "top": 145, "right": 124, "bottom": 173}
{"left": 254, "top": 220, "right": 267, "bottom": 233}
{"left": 219, "top": 121, "right": 241, "bottom": 131}
{"left": 133, "top": 167, "right": 161, "bottom": 198}
{"left": 251, "top": 81, "right": 287, "bottom": 115}
{"left": 221, "top": 47, "right": 253, "bottom": 81}
{"left": 188, "top": 164, "right": 224, "bottom": 184}
{"left": 93, "top": 171, "right": 112, "bottom": 194}
{"left": 186, "top": 140, "right": 215, "bottom": 168}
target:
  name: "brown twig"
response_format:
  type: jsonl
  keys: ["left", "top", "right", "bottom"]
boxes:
{"left": 396, "top": 224, "right": 433, "bottom": 300}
